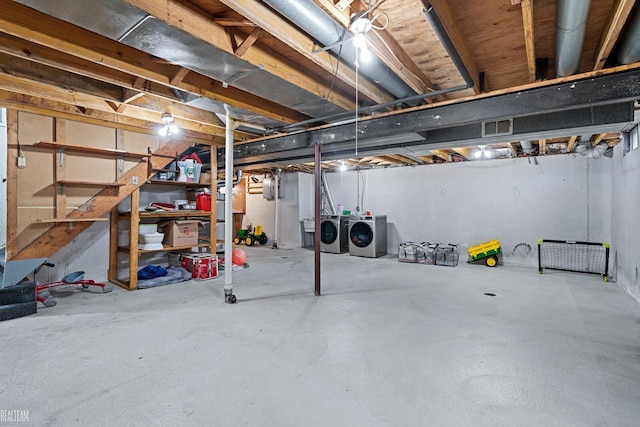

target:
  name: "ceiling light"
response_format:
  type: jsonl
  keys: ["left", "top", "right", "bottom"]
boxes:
{"left": 161, "top": 112, "right": 174, "bottom": 124}
{"left": 159, "top": 112, "right": 180, "bottom": 137}
{"left": 339, "top": 161, "right": 347, "bottom": 172}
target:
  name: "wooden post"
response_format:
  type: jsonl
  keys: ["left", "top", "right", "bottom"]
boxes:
{"left": 129, "top": 189, "right": 140, "bottom": 290}
{"left": 5, "top": 110, "right": 18, "bottom": 259}
{"left": 54, "top": 118, "right": 67, "bottom": 218}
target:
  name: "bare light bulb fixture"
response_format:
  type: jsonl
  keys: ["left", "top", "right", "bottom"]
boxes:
{"left": 159, "top": 112, "right": 180, "bottom": 137}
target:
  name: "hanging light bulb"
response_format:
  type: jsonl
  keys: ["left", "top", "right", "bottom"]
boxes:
{"left": 339, "top": 161, "right": 347, "bottom": 172}
{"left": 359, "top": 47, "right": 372, "bottom": 63}
{"left": 353, "top": 32, "right": 367, "bottom": 49}
{"left": 158, "top": 112, "right": 180, "bottom": 137}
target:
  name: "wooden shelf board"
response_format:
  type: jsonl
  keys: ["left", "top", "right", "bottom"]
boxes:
{"left": 57, "top": 180, "right": 126, "bottom": 187}
{"left": 38, "top": 217, "right": 108, "bottom": 223}
{"left": 33, "top": 140, "right": 150, "bottom": 158}
{"left": 147, "top": 179, "right": 211, "bottom": 187}
{"left": 118, "top": 243, "right": 210, "bottom": 254}
{"left": 119, "top": 210, "right": 212, "bottom": 219}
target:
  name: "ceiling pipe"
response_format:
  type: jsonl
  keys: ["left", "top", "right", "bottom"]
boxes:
{"left": 556, "top": 0, "right": 593, "bottom": 77}
{"left": 262, "top": 0, "right": 417, "bottom": 100}
{"left": 520, "top": 140, "right": 534, "bottom": 154}
{"left": 617, "top": 6, "right": 640, "bottom": 64}
{"left": 271, "top": 5, "right": 473, "bottom": 133}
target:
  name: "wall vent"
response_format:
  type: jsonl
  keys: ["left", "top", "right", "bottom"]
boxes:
{"left": 482, "top": 119, "right": 513, "bottom": 137}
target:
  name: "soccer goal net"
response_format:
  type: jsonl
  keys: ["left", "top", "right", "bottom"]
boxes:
{"left": 537, "top": 239, "right": 609, "bottom": 281}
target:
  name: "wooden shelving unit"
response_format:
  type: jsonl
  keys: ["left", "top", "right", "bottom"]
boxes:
{"left": 108, "top": 145, "right": 219, "bottom": 291}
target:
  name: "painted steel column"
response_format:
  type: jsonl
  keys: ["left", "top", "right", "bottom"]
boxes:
{"left": 224, "top": 114, "right": 239, "bottom": 303}
{"left": 273, "top": 173, "right": 279, "bottom": 249}
{"left": 314, "top": 143, "right": 321, "bottom": 296}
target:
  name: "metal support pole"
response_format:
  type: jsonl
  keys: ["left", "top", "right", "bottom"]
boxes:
{"left": 314, "top": 143, "right": 321, "bottom": 296}
{"left": 224, "top": 115, "right": 238, "bottom": 304}
{"left": 273, "top": 173, "right": 279, "bottom": 249}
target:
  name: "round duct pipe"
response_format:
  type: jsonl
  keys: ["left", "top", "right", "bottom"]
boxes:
{"left": 520, "top": 140, "right": 534, "bottom": 154}
{"left": 556, "top": 0, "right": 593, "bottom": 77}
{"left": 618, "top": 6, "right": 640, "bottom": 64}
{"left": 261, "top": 0, "right": 417, "bottom": 100}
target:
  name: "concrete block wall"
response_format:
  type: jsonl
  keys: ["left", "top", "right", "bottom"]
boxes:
{"left": 307, "top": 154, "right": 614, "bottom": 267}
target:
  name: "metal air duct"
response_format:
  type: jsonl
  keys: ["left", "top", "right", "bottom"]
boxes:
{"left": 618, "top": 6, "right": 640, "bottom": 64}
{"left": 556, "top": 0, "right": 593, "bottom": 77}
{"left": 262, "top": 0, "right": 417, "bottom": 100}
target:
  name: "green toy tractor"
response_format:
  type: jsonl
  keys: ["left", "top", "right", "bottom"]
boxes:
{"left": 233, "top": 223, "right": 268, "bottom": 246}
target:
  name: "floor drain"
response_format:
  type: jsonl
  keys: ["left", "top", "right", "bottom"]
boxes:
{"left": 484, "top": 293, "right": 496, "bottom": 297}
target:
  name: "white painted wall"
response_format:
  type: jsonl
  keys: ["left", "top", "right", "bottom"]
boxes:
{"left": 612, "top": 140, "right": 640, "bottom": 301}
{"left": 313, "top": 154, "right": 614, "bottom": 266}
{"left": 243, "top": 173, "right": 300, "bottom": 248}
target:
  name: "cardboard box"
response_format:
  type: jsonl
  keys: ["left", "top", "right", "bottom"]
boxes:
{"left": 200, "top": 172, "right": 211, "bottom": 184}
{"left": 159, "top": 220, "right": 200, "bottom": 247}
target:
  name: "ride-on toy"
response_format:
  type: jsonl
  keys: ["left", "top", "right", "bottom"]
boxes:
{"left": 468, "top": 239, "right": 502, "bottom": 267}
{"left": 34, "top": 262, "right": 113, "bottom": 307}
{"left": 233, "top": 224, "right": 268, "bottom": 246}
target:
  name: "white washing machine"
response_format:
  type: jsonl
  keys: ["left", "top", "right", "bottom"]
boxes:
{"left": 320, "top": 215, "right": 349, "bottom": 254}
{"left": 348, "top": 215, "right": 387, "bottom": 258}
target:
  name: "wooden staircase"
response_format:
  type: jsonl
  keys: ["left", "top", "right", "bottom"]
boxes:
{"left": 10, "top": 139, "right": 196, "bottom": 261}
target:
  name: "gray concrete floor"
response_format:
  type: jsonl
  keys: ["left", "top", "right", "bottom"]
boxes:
{"left": 1, "top": 247, "right": 640, "bottom": 426}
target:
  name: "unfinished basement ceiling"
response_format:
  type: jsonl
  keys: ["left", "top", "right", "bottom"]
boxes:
{"left": 1, "top": 0, "right": 640, "bottom": 171}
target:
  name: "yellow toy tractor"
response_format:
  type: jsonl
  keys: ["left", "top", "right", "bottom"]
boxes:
{"left": 233, "top": 224, "right": 268, "bottom": 246}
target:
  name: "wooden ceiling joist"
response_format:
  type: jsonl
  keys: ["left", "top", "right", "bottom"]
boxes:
{"left": 423, "top": 0, "right": 484, "bottom": 93}
{"left": 214, "top": 0, "right": 392, "bottom": 105}
{"left": 566, "top": 135, "right": 579, "bottom": 152}
{"left": 234, "top": 27, "right": 263, "bottom": 57}
{"left": 451, "top": 147, "right": 473, "bottom": 160}
{"left": 518, "top": 0, "right": 536, "bottom": 82}
{"left": 0, "top": 1, "right": 308, "bottom": 124}
{"left": 593, "top": 0, "right": 637, "bottom": 71}
{"left": 122, "top": 0, "right": 377, "bottom": 108}
{"left": 313, "top": 0, "right": 438, "bottom": 96}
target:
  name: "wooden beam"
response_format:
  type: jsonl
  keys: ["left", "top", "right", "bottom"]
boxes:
{"left": 5, "top": 110, "right": 19, "bottom": 259}
{"left": 431, "top": 149, "right": 451, "bottom": 162}
{"left": 121, "top": 0, "right": 367, "bottom": 108}
{"left": 314, "top": 0, "right": 439, "bottom": 97}
{"left": 0, "top": 88, "right": 223, "bottom": 145}
{"left": 121, "top": 88, "right": 146, "bottom": 105}
{"left": 234, "top": 27, "right": 263, "bottom": 58}
{"left": 538, "top": 139, "right": 547, "bottom": 155}
{"left": 566, "top": 135, "right": 579, "bottom": 152}
{"left": 213, "top": 0, "right": 392, "bottom": 104}
{"left": 425, "top": 0, "right": 484, "bottom": 93}
{"left": 0, "top": 1, "right": 309, "bottom": 124}
{"left": 169, "top": 67, "right": 190, "bottom": 86}
{"left": 213, "top": 18, "right": 257, "bottom": 27}
{"left": 594, "top": 0, "right": 637, "bottom": 70}
{"left": 519, "top": 0, "right": 536, "bottom": 82}
{"left": 0, "top": 54, "right": 242, "bottom": 138}
{"left": 591, "top": 133, "right": 606, "bottom": 146}
{"left": 508, "top": 143, "right": 518, "bottom": 157}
